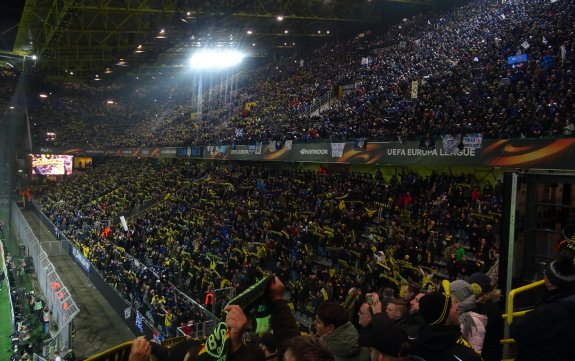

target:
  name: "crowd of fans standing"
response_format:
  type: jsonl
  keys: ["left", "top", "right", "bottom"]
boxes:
{"left": 37, "top": 159, "right": 502, "bottom": 337}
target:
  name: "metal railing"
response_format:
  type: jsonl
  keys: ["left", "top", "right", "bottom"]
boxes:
{"left": 500, "top": 279, "right": 546, "bottom": 361}
{"left": 10, "top": 201, "right": 80, "bottom": 354}
{"left": 503, "top": 279, "right": 545, "bottom": 325}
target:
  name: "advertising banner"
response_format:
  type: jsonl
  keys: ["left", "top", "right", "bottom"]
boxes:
{"left": 43, "top": 138, "right": 575, "bottom": 170}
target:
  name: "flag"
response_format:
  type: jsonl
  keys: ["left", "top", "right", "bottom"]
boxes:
{"left": 442, "top": 134, "right": 462, "bottom": 155}
{"left": 331, "top": 143, "right": 345, "bottom": 157}
{"left": 411, "top": 80, "right": 419, "bottom": 99}
{"left": 521, "top": 41, "right": 530, "bottom": 49}
{"left": 136, "top": 311, "right": 144, "bottom": 333}
{"left": 542, "top": 36, "right": 548, "bottom": 45}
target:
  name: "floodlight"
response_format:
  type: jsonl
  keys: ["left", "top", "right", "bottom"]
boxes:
{"left": 189, "top": 49, "right": 246, "bottom": 70}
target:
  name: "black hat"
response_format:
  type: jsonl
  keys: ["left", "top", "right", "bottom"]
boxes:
{"left": 419, "top": 292, "right": 451, "bottom": 326}
{"left": 544, "top": 255, "right": 575, "bottom": 288}
{"left": 358, "top": 318, "right": 410, "bottom": 358}
{"left": 259, "top": 332, "right": 277, "bottom": 353}
{"left": 467, "top": 272, "right": 493, "bottom": 293}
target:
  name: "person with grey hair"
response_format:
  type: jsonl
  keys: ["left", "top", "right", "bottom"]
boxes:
{"left": 448, "top": 280, "right": 487, "bottom": 354}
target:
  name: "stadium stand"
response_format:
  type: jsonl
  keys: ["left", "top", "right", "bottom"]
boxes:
{"left": 3, "top": 0, "right": 575, "bottom": 360}
{"left": 26, "top": 0, "right": 575, "bottom": 149}
{"left": 35, "top": 159, "right": 502, "bottom": 332}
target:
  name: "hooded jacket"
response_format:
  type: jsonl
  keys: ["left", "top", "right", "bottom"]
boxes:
{"left": 323, "top": 322, "right": 370, "bottom": 361}
{"left": 461, "top": 311, "right": 487, "bottom": 354}
{"left": 411, "top": 324, "right": 483, "bottom": 361}
{"left": 510, "top": 288, "right": 575, "bottom": 361}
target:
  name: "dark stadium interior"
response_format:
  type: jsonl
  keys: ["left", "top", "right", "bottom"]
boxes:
{"left": 1, "top": 0, "right": 575, "bottom": 360}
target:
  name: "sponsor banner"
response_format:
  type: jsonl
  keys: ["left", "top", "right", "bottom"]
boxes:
{"left": 72, "top": 246, "right": 91, "bottom": 274}
{"left": 38, "top": 138, "right": 575, "bottom": 169}
{"left": 463, "top": 133, "right": 483, "bottom": 149}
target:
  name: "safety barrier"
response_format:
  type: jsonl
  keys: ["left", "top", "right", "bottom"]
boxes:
{"left": 500, "top": 279, "right": 545, "bottom": 361}
{"left": 11, "top": 201, "right": 80, "bottom": 355}
{"left": 503, "top": 279, "right": 545, "bottom": 325}
{"left": 83, "top": 341, "right": 133, "bottom": 361}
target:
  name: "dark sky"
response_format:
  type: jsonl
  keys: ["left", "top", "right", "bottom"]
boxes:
{"left": 0, "top": 0, "right": 26, "bottom": 51}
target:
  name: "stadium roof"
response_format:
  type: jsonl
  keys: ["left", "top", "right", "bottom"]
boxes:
{"left": 3, "top": 0, "right": 433, "bottom": 82}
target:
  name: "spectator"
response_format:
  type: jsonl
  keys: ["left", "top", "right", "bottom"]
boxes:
{"left": 358, "top": 316, "right": 418, "bottom": 361}
{"left": 258, "top": 333, "right": 278, "bottom": 361}
{"left": 403, "top": 293, "right": 426, "bottom": 341}
{"left": 509, "top": 253, "right": 575, "bottom": 361}
{"left": 466, "top": 273, "right": 502, "bottom": 361}
{"left": 400, "top": 284, "right": 419, "bottom": 306}
{"left": 385, "top": 299, "right": 408, "bottom": 326}
{"left": 412, "top": 291, "right": 482, "bottom": 361}
{"left": 314, "top": 302, "right": 370, "bottom": 361}
{"left": 284, "top": 336, "right": 335, "bottom": 361}
{"left": 448, "top": 280, "right": 487, "bottom": 354}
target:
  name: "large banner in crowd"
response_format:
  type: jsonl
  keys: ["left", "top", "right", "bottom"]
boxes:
{"left": 38, "top": 138, "right": 575, "bottom": 169}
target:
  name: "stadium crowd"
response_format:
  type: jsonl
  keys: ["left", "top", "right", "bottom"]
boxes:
{"left": 26, "top": 0, "right": 575, "bottom": 149}
{"left": 36, "top": 159, "right": 502, "bottom": 339}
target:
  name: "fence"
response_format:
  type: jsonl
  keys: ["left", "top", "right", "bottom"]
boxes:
{"left": 30, "top": 200, "right": 220, "bottom": 339}
{"left": 10, "top": 201, "right": 79, "bottom": 355}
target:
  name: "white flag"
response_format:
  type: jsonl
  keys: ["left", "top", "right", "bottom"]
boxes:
{"left": 331, "top": 143, "right": 345, "bottom": 158}
{"left": 521, "top": 41, "right": 530, "bottom": 49}
{"left": 120, "top": 216, "right": 128, "bottom": 232}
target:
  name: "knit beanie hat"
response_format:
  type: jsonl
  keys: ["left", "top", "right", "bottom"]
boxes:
{"left": 544, "top": 254, "right": 575, "bottom": 288}
{"left": 419, "top": 291, "right": 451, "bottom": 326}
{"left": 467, "top": 272, "right": 493, "bottom": 294}
{"left": 449, "top": 280, "right": 474, "bottom": 302}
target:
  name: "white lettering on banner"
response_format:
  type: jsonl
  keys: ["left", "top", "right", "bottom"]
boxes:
{"left": 231, "top": 149, "right": 250, "bottom": 155}
{"left": 40, "top": 147, "right": 54, "bottom": 153}
{"left": 387, "top": 148, "right": 476, "bottom": 157}
{"left": 300, "top": 149, "right": 328, "bottom": 155}
{"left": 161, "top": 149, "right": 177, "bottom": 154}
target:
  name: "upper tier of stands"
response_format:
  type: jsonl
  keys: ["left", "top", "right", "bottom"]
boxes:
{"left": 24, "top": 0, "right": 574, "bottom": 149}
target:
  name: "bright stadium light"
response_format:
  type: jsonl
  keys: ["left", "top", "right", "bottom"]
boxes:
{"left": 189, "top": 49, "right": 246, "bottom": 70}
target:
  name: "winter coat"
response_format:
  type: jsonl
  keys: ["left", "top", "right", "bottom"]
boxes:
{"left": 475, "top": 290, "right": 503, "bottom": 361}
{"left": 411, "top": 324, "right": 482, "bottom": 361}
{"left": 461, "top": 311, "right": 487, "bottom": 354}
{"left": 323, "top": 322, "right": 370, "bottom": 361}
{"left": 510, "top": 288, "right": 575, "bottom": 361}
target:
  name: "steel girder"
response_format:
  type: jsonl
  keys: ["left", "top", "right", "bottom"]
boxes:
{"left": 14, "top": 0, "right": 178, "bottom": 80}
{"left": 13, "top": 0, "right": 432, "bottom": 81}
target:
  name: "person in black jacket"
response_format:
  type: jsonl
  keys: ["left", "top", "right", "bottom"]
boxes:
{"left": 509, "top": 254, "right": 575, "bottom": 361}
{"left": 411, "top": 291, "right": 482, "bottom": 361}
